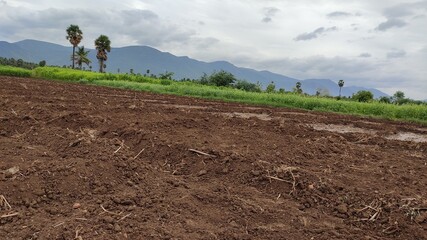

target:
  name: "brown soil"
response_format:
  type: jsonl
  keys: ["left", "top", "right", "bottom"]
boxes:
{"left": 1, "top": 76, "right": 427, "bottom": 240}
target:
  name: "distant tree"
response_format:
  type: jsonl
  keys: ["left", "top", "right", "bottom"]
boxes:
{"left": 209, "top": 70, "right": 236, "bottom": 87}
{"left": 198, "top": 73, "right": 210, "bottom": 84}
{"left": 159, "top": 71, "right": 174, "bottom": 80}
{"left": 278, "top": 88, "right": 285, "bottom": 94}
{"left": 39, "top": 60, "right": 46, "bottom": 67}
{"left": 94, "top": 35, "right": 111, "bottom": 73}
{"left": 0, "top": 57, "right": 39, "bottom": 69}
{"left": 234, "top": 80, "right": 261, "bottom": 92}
{"left": 392, "top": 91, "right": 406, "bottom": 104}
{"left": 16, "top": 59, "right": 24, "bottom": 67}
{"left": 66, "top": 25, "right": 83, "bottom": 69}
{"left": 293, "top": 81, "right": 303, "bottom": 94}
{"left": 352, "top": 90, "right": 373, "bottom": 102}
{"left": 379, "top": 96, "right": 391, "bottom": 104}
{"left": 338, "top": 80, "right": 344, "bottom": 98}
{"left": 74, "top": 46, "right": 91, "bottom": 69}
{"left": 130, "top": 69, "right": 134, "bottom": 75}
{"left": 266, "top": 81, "right": 276, "bottom": 93}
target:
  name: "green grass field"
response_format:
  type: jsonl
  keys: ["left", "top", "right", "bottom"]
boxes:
{"left": 1, "top": 65, "right": 426, "bottom": 124}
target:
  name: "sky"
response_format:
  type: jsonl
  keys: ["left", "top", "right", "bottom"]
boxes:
{"left": 0, "top": 0, "right": 426, "bottom": 99}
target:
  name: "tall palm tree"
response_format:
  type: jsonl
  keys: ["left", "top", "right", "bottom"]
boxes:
{"left": 66, "top": 25, "right": 83, "bottom": 69}
{"left": 73, "top": 46, "right": 91, "bottom": 69}
{"left": 94, "top": 35, "right": 111, "bottom": 73}
{"left": 338, "top": 80, "right": 345, "bottom": 98}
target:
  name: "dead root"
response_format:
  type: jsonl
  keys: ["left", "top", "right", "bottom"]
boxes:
{"left": 0, "top": 195, "right": 12, "bottom": 211}
{"left": 266, "top": 165, "right": 298, "bottom": 195}
{"left": 0, "top": 195, "right": 19, "bottom": 218}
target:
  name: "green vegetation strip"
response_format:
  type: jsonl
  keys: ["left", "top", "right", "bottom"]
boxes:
{"left": 1, "top": 65, "right": 427, "bottom": 125}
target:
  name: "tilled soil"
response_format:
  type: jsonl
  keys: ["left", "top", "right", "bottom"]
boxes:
{"left": 0, "top": 76, "right": 426, "bottom": 240}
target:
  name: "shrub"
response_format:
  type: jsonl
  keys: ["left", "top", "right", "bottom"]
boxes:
{"left": 352, "top": 90, "right": 373, "bottom": 102}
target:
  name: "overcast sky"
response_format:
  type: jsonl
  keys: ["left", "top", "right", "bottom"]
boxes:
{"left": 1, "top": 0, "right": 426, "bottom": 99}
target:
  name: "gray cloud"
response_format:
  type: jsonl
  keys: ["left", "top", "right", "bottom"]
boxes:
{"left": 387, "top": 49, "right": 406, "bottom": 59}
{"left": 375, "top": 18, "right": 407, "bottom": 31}
{"left": 294, "top": 27, "right": 337, "bottom": 41}
{"left": 1, "top": 0, "right": 6, "bottom": 5}
{"left": 359, "top": 53, "right": 372, "bottom": 58}
{"left": 375, "top": 2, "right": 427, "bottom": 32}
{"left": 262, "top": 7, "right": 280, "bottom": 23}
{"left": 0, "top": 6, "right": 208, "bottom": 48}
{"left": 384, "top": 1, "right": 427, "bottom": 18}
{"left": 327, "top": 11, "right": 352, "bottom": 18}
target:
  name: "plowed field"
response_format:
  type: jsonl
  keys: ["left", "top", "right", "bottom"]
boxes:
{"left": 1, "top": 76, "right": 426, "bottom": 240}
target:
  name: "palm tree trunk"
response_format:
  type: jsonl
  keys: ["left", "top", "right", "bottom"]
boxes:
{"left": 72, "top": 46, "right": 75, "bottom": 69}
{"left": 339, "top": 87, "right": 342, "bottom": 98}
{"left": 99, "top": 60, "right": 103, "bottom": 73}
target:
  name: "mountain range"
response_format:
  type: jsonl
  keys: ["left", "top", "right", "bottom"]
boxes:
{"left": 0, "top": 39, "right": 388, "bottom": 98}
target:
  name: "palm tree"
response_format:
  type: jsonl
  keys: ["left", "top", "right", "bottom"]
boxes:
{"left": 66, "top": 25, "right": 83, "bottom": 69}
{"left": 338, "top": 80, "right": 345, "bottom": 98}
{"left": 94, "top": 35, "right": 111, "bottom": 73}
{"left": 294, "top": 81, "right": 303, "bottom": 94}
{"left": 73, "top": 46, "right": 91, "bottom": 69}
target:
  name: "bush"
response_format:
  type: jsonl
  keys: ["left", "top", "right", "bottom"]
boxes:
{"left": 352, "top": 90, "right": 373, "bottom": 102}
{"left": 234, "top": 80, "right": 261, "bottom": 92}
{"left": 208, "top": 70, "right": 236, "bottom": 87}
{"left": 265, "top": 81, "right": 276, "bottom": 93}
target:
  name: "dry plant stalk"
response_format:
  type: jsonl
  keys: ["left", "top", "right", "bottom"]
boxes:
{"left": 133, "top": 149, "right": 145, "bottom": 159}
{"left": 0, "top": 195, "right": 12, "bottom": 210}
{"left": 100, "top": 205, "right": 121, "bottom": 215}
{"left": 189, "top": 149, "right": 217, "bottom": 158}
{"left": 356, "top": 199, "right": 383, "bottom": 222}
{"left": 267, "top": 165, "right": 298, "bottom": 195}
{"left": 1, "top": 212, "right": 19, "bottom": 218}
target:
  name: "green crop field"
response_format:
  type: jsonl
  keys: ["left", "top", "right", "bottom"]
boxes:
{"left": 1, "top": 65, "right": 427, "bottom": 125}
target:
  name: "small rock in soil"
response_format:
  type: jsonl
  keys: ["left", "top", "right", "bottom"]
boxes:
{"left": 197, "top": 169, "right": 207, "bottom": 176}
{"left": 114, "top": 223, "right": 122, "bottom": 232}
{"left": 103, "top": 215, "right": 115, "bottom": 224}
{"left": 73, "top": 203, "right": 81, "bottom": 209}
{"left": 4, "top": 166, "right": 19, "bottom": 178}
{"left": 415, "top": 212, "right": 427, "bottom": 224}
{"left": 336, "top": 204, "right": 348, "bottom": 214}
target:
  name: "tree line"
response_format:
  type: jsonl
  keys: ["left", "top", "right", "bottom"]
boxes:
{"left": 0, "top": 57, "right": 45, "bottom": 69}
{"left": 66, "top": 24, "right": 111, "bottom": 73}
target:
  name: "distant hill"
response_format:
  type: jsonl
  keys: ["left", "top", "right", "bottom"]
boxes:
{"left": 0, "top": 39, "right": 389, "bottom": 98}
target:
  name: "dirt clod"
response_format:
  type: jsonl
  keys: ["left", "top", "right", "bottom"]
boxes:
{"left": 336, "top": 204, "right": 348, "bottom": 214}
{"left": 415, "top": 212, "right": 427, "bottom": 224}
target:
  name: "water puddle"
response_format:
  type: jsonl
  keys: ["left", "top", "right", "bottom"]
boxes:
{"left": 280, "top": 112, "right": 318, "bottom": 117}
{"left": 310, "top": 124, "right": 375, "bottom": 134}
{"left": 385, "top": 132, "right": 427, "bottom": 143}
{"left": 220, "top": 112, "right": 272, "bottom": 121}
{"left": 310, "top": 124, "right": 427, "bottom": 143}
{"left": 169, "top": 104, "right": 209, "bottom": 110}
